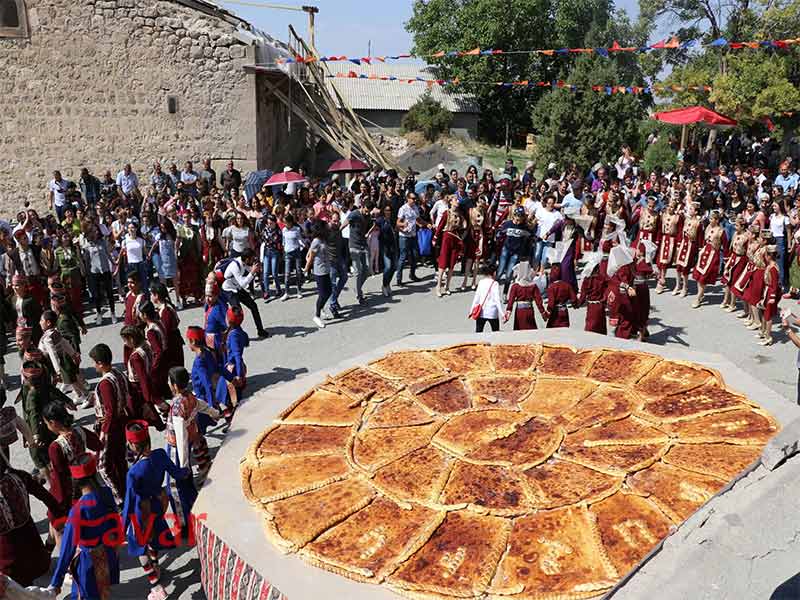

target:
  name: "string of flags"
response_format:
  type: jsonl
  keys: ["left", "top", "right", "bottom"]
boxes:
{"left": 328, "top": 72, "right": 713, "bottom": 95}
{"left": 278, "top": 36, "right": 800, "bottom": 65}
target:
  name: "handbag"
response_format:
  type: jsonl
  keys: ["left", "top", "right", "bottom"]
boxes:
{"left": 417, "top": 228, "right": 433, "bottom": 257}
{"left": 469, "top": 281, "right": 495, "bottom": 320}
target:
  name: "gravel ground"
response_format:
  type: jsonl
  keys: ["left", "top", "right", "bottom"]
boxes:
{"left": 11, "top": 263, "right": 797, "bottom": 598}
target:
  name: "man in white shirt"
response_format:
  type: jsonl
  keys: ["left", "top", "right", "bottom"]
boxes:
{"left": 116, "top": 164, "right": 139, "bottom": 199}
{"left": 396, "top": 192, "right": 428, "bottom": 285}
{"left": 48, "top": 170, "right": 70, "bottom": 221}
{"left": 181, "top": 161, "right": 200, "bottom": 198}
{"left": 222, "top": 249, "right": 268, "bottom": 338}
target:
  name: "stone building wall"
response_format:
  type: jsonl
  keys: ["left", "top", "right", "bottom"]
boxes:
{"left": 0, "top": 0, "right": 304, "bottom": 209}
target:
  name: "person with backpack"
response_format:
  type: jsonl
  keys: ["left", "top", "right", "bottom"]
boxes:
{"left": 220, "top": 249, "right": 269, "bottom": 339}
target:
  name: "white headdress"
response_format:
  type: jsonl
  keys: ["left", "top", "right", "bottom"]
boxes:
{"left": 606, "top": 244, "right": 633, "bottom": 279}
{"left": 512, "top": 261, "right": 536, "bottom": 286}
{"left": 580, "top": 251, "right": 603, "bottom": 281}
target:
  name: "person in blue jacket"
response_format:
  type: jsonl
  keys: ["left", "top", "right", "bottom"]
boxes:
{"left": 122, "top": 420, "right": 196, "bottom": 600}
{"left": 216, "top": 306, "right": 249, "bottom": 418}
{"left": 202, "top": 281, "right": 227, "bottom": 366}
{"left": 186, "top": 326, "right": 220, "bottom": 435}
{"left": 48, "top": 452, "right": 121, "bottom": 600}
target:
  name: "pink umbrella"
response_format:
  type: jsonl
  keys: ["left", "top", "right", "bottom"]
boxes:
{"left": 265, "top": 170, "right": 307, "bottom": 186}
{"left": 328, "top": 158, "right": 370, "bottom": 173}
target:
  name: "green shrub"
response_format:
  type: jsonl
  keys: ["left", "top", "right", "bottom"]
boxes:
{"left": 401, "top": 92, "right": 453, "bottom": 142}
{"left": 642, "top": 136, "right": 678, "bottom": 174}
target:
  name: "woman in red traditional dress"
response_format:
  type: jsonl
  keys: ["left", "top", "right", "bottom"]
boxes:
{"left": 757, "top": 246, "right": 781, "bottom": 346}
{"left": 721, "top": 215, "right": 748, "bottom": 313}
{"left": 732, "top": 224, "right": 764, "bottom": 322}
{"left": 503, "top": 262, "right": 548, "bottom": 330}
{"left": 633, "top": 242, "right": 655, "bottom": 341}
{"left": 463, "top": 202, "right": 489, "bottom": 290}
{"left": 545, "top": 265, "right": 577, "bottom": 328}
{"left": 577, "top": 254, "right": 607, "bottom": 335}
{"left": 150, "top": 282, "right": 184, "bottom": 372}
{"left": 139, "top": 301, "right": 170, "bottom": 399}
{"left": 176, "top": 218, "right": 204, "bottom": 307}
{"left": 742, "top": 230, "right": 772, "bottom": 331}
{"left": 655, "top": 200, "right": 682, "bottom": 293}
{"left": 673, "top": 201, "right": 703, "bottom": 297}
{"left": 691, "top": 211, "right": 728, "bottom": 308}
{"left": 121, "top": 325, "right": 166, "bottom": 432}
{"left": 433, "top": 197, "right": 467, "bottom": 298}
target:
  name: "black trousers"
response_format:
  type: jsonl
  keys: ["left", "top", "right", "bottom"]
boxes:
{"left": 475, "top": 317, "right": 500, "bottom": 332}
{"left": 315, "top": 274, "right": 333, "bottom": 317}
{"left": 88, "top": 271, "right": 115, "bottom": 314}
{"left": 226, "top": 289, "right": 266, "bottom": 334}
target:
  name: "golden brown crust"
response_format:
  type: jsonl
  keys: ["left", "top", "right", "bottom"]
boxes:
{"left": 372, "top": 446, "right": 455, "bottom": 505}
{"left": 587, "top": 350, "right": 661, "bottom": 386}
{"left": 364, "top": 395, "right": 437, "bottom": 429}
{"left": 626, "top": 462, "right": 727, "bottom": 523}
{"left": 434, "top": 343, "right": 493, "bottom": 374}
{"left": 537, "top": 345, "right": 602, "bottom": 378}
{"left": 301, "top": 498, "right": 442, "bottom": 582}
{"left": 491, "top": 344, "right": 543, "bottom": 373}
{"left": 519, "top": 378, "right": 598, "bottom": 419}
{"left": 368, "top": 351, "right": 449, "bottom": 382}
{"left": 662, "top": 443, "right": 762, "bottom": 480}
{"left": 241, "top": 454, "right": 350, "bottom": 504}
{"left": 556, "top": 386, "right": 643, "bottom": 433}
{"left": 521, "top": 459, "right": 622, "bottom": 510}
{"left": 468, "top": 374, "right": 536, "bottom": 408}
{"left": 636, "top": 383, "right": 751, "bottom": 424}
{"left": 277, "top": 387, "right": 366, "bottom": 426}
{"left": 439, "top": 461, "right": 534, "bottom": 516}
{"left": 489, "top": 506, "right": 617, "bottom": 599}
{"left": 590, "top": 491, "right": 673, "bottom": 576}
{"left": 661, "top": 407, "right": 779, "bottom": 445}
{"left": 388, "top": 511, "right": 511, "bottom": 597}
{"left": 634, "top": 359, "right": 720, "bottom": 399}
{"left": 352, "top": 421, "right": 443, "bottom": 472}
{"left": 413, "top": 376, "right": 474, "bottom": 414}
{"left": 244, "top": 342, "right": 778, "bottom": 600}
{"left": 262, "top": 477, "right": 376, "bottom": 551}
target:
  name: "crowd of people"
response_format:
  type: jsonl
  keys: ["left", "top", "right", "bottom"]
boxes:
{"left": 0, "top": 133, "right": 800, "bottom": 598}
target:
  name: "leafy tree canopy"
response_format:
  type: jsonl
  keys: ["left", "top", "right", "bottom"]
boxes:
{"left": 401, "top": 92, "right": 454, "bottom": 142}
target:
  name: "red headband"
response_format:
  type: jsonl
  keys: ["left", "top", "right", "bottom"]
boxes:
{"left": 227, "top": 307, "right": 244, "bottom": 327}
{"left": 125, "top": 420, "right": 151, "bottom": 443}
{"left": 186, "top": 327, "right": 205, "bottom": 343}
{"left": 69, "top": 453, "right": 98, "bottom": 479}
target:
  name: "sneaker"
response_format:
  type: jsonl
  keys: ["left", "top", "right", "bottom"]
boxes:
{"left": 95, "top": 312, "right": 103, "bottom": 326}
{"left": 313, "top": 316, "right": 326, "bottom": 329}
{"left": 281, "top": 293, "right": 290, "bottom": 302}
{"left": 295, "top": 293, "right": 302, "bottom": 299}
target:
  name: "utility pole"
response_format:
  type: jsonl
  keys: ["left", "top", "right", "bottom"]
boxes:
{"left": 302, "top": 5, "right": 318, "bottom": 53}
{"left": 222, "top": 2, "right": 318, "bottom": 51}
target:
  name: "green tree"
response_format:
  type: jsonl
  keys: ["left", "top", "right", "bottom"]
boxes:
{"left": 643, "top": 136, "right": 679, "bottom": 173}
{"left": 401, "top": 92, "right": 454, "bottom": 142}
{"left": 531, "top": 56, "right": 647, "bottom": 171}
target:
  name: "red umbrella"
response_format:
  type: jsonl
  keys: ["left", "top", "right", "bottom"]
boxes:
{"left": 652, "top": 106, "right": 737, "bottom": 127}
{"left": 265, "top": 170, "right": 307, "bottom": 186}
{"left": 328, "top": 158, "right": 370, "bottom": 173}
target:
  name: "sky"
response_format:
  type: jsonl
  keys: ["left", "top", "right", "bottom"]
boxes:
{"left": 219, "top": 0, "right": 648, "bottom": 58}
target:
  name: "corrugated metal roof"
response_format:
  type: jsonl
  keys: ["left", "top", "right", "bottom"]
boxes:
{"left": 324, "top": 62, "right": 480, "bottom": 114}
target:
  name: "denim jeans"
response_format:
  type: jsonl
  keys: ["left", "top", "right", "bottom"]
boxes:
{"left": 330, "top": 259, "right": 348, "bottom": 308}
{"left": 351, "top": 249, "right": 369, "bottom": 300}
{"left": 315, "top": 274, "right": 333, "bottom": 317}
{"left": 776, "top": 236, "right": 787, "bottom": 289}
{"left": 284, "top": 249, "right": 303, "bottom": 294}
{"left": 497, "top": 247, "right": 519, "bottom": 283}
{"left": 262, "top": 249, "right": 282, "bottom": 294}
{"left": 396, "top": 235, "right": 417, "bottom": 283}
{"left": 531, "top": 240, "right": 548, "bottom": 267}
{"left": 382, "top": 250, "right": 397, "bottom": 288}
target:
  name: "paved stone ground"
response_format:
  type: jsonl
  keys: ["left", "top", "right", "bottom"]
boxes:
{"left": 12, "top": 263, "right": 799, "bottom": 598}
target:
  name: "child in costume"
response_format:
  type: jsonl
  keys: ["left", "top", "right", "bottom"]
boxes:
{"left": 216, "top": 306, "right": 249, "bottom": 418}
{"left": 120, "top": 325, "right": 166, "bottom": 431}
{"left": 545, "top": 264, "right": 577, "bottom": 328}
{"left": 122, "top": 420, "right": 197, "bottom": 600}
{"left": 39, "top": 309, "right": 91, "bottom": 408}
{"left": 503, "top": 261, "right": 548, "bottom": 330}
{"left": 51, "top": 291, "right": 87, "bottom": 358}
{"left": 48, "top": 453, "right": 121, "bottom": 600}
{"left": 186, "top": 327, "right": 222, "bottom": 437}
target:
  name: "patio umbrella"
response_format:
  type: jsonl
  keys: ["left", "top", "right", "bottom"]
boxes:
{"left": 328, "top": 158, "right": 370, "bottom": 173}
{"left": 243, "top": 169, "right": 273, "bottom": 200}
{"left": 652, "top": 106, "right": 737, "bottom": 127}
{"left": 652, "top": 106, "right": 737, "bottom": 151}
{"left": 265, "top": 170, "right": 307, "bottom": 186}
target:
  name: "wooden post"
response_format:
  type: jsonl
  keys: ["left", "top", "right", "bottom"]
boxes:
{"left": 302, "top": 6, "right": 319, "bottom": 53}
{"left": 680, "top": 124, "right": 688, "bottom": 152}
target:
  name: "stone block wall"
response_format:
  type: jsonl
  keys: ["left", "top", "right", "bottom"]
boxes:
{"left": 0, "top": 0, "right": 275, "bottom": 209}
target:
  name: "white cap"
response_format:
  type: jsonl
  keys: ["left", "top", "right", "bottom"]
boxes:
{"left": 547, "top": 162, "right": 557, "bottom": 171}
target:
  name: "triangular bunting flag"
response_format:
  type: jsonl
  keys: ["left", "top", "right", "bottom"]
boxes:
{"left": 709, "top": 38, "right": 728, "bottom": 47}
{"left": 464, "top": 47, "right": 481, "bottom": 55}
{"left": 665, "top": 36, "right": 680, "bottom": 48}
{"left": 595, "top": 48, "right": 609, "bottom": 57}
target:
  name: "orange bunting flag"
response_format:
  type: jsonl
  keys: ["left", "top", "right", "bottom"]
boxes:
{"left": 432, "top": 51, "right": 445, "bottom": 58}
{"left": 540, "top": 50, "right": 555, "bottom": 56}
{"left": 463, "top": 47, "right": 481, "bottom": 55}
{"left": 665, "top": 36, "right": 680, "bottom": 48}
